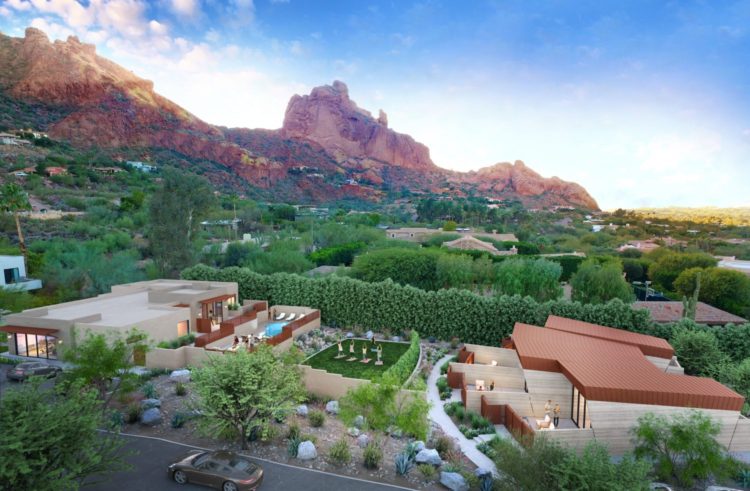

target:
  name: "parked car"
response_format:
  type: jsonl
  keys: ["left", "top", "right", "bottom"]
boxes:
{"left": 168, "top": 450, "right": 263, "bottom": 491}
{"left": 6, "top": 361, "right": 63, "bottom": 381}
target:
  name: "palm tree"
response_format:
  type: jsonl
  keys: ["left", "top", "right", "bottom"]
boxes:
{"left": 0, "top": 183, "right": 31, "bottom": 263}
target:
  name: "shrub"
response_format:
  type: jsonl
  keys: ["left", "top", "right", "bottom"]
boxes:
{"left": 417, "top": 463, "right": 437, "bottom": 480}
{"left": 308, "top": 409, "right": 325, "bottom": 427}
{"left": 171, "top": 412, "right": 187, "bottom": 428}
{"left": 363, "top": 441, "right": 383, "bottom": 469}
{"left": 403, "top": 442, "right": 419, "bottom": 461}
{"left": 175, "top": 382, "right": 187, "bottom": 396}
{"left": 125, "top": 403, "right": 141, "bottom": 424}
{"left": 433, "top": 435, "right": 454, "bottom": 457}
{"left": 450, "top": 337, "right": 460, "bottom": 349}
{"left": 394, "top": 452, "right": 414, "bottom": 476}
{"left": 442, "top": 462, "right": 462, "bottom": 473}
{"left": 383, "top": 332, "right": 421, "bottom": 384}
{"left": 109, "top": 410, "right": 124, "bottom": 429}
{"left": 328, "top": 438, "right": 351, "bottom": 466}
{"left": 440, "top": 356, "right": 456, "bottom": 375}
{"left": 141, "top": 382, "right": 158, "bottom": 399}
{"left": 287, "top": 422, "right": 301, "bottom": 440}
{"left": 287, "top": 435, "right": 301, "bottom": 457}
{"left": 0, "top": 356, "right": 21, "bottom": 365}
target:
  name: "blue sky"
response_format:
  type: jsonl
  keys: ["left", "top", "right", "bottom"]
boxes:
{"left": 1, "top": 0, "right": 749, "bottom": 209}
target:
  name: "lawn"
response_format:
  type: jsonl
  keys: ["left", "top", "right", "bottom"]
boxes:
{"left": 302, "top": 339, "right": 412, "bottom": 381}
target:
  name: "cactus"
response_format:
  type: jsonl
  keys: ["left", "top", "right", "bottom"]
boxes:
{"left": 394, "top": 452, "right": 414, "bottom": 476}
{"left": 681, "top": 272, "right": 701, "bottom": 320}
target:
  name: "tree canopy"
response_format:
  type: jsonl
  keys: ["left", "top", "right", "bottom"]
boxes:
{"left": 570, "top": 259, "right": 634, "bottom": 304}
{"left": 675, "top": 267, "right": 750, "bottom": 317}
{"left": 494, "top": 258, "right": 563, "bottom": 301}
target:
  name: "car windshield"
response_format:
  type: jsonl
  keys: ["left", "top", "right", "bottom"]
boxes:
{"left": 192, "top": 453, "right": 210, "bottom": 467}
{"left": 18, "top": 363, "right": 40, "bottom": 369}
{"left": 229, "top": 458, "right": 256, "bottom": 473}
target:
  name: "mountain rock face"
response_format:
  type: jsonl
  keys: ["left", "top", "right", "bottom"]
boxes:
{"left": 281, "top": 81, "right": 436, "bottom": 172}
{"left": 0, "top": 28, "right": 599, "bottom": 209}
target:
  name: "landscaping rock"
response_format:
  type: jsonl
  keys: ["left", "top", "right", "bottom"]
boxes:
{"left": 169, "top": 369, "right": 191, "bottom": 383}
{"left": 297, "top": 441, "right": 317, "bottom": 460}
{"left": 140, "top": 408, "right": 162, "bottom": 426}
{"left": 415, "top": 448, "right": 442, "bottom": 466}
{"left": 141, "top": 398, "right": 161, "bottom": 410}
{"left": 474, "top": 467, "right": 492, "bottom": 479}
{"left": 649, "top": 484, "right": 673, "bottom": 491}
{"left": 296, "top": 404, "right": 308, "bottom": 417}
{"left": 705, "top": 487, "right": 740, "bottom": 491}
{"left": 391, "top": 336, "right": 402, "bottom": 342}
{"left": 440, "top": 471, "right": 469, "bottom": 491}
{"left": 347, "top": 427, "right": 360, "bottom": 437}
{"left": 353, "top": 415, "right": 365, "bottom": 429}
{"left": 346, "top": 332, "right": 354, "bottom": 338}
{"left": 365, "top": 330, "right": 374, "bottom": 340}
{"left": 413, "top": 440, "right": 426, "bottom": 452}
{"left": 325, "top": 400, "right": 339, "bottom": 415}
{"left": 357, "top": 434, "right": 370, "bottom": 448}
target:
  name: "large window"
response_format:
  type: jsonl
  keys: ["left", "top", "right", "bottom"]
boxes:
{"left": 4, "top": 267, "right": 20, "bottom": 285}
{"left": 177, "top": 320, "right": 190, "bottom": 337}
{"left": 14, "top": 333, "right": 58, "bottom": 359}
{"left": 571, "top": 386, "right": 591, "bottom": 429}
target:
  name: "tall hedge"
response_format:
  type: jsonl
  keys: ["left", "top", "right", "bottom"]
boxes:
{"left": 182, "top": 264, "right": 651, "bottom": 345}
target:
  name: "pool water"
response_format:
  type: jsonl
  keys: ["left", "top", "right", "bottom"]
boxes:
{"left": 265, "top": 321, "right": 288, "bottom": 337}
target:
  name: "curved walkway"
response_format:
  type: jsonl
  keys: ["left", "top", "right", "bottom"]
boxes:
{"left": 427, "top": 354, "right": 497, "bottom": 475}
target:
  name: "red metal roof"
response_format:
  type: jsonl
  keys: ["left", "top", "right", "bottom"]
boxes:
{"left": 545, "top": 315, "right": 674, "bottom": 359}
{"left": 0, "top": 325, "right": 59, "bottom": 336}
{"left": 633, "top": 301, "right": 747, "bottom": 325}
{"left": 512, "top": 322, "right": 743, "bottom": 411}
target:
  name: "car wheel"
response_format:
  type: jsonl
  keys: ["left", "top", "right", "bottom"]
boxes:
{"left": 173, "top": 470, "right": 188, "bottom": 484}
{"left": 222, "top": 481, "right": 238, "bottom": 491}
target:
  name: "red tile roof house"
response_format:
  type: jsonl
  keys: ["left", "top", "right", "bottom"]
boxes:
{"left": 634, "top": 301, "right": 747, "bottom": 326}
{"left": 445, "top": 315, "right": 750, "bottom": 454}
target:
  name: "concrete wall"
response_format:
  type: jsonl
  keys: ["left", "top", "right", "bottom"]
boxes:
{"left": 271, "top": 317, "right": 321, "bottom": 353}
{"left": 299, "top": 365, "right": 367, "bottom": 400}
{"left": 541, "top": 428, "right": 596, "bottom": 452}
{"left": 145, "top": 345, "right": 216, "bottom": 370}
{"left": 729, "top": 416, "right": 750, "bottom": 452}
{"left": 465, "top": 389, "right": 533, "bottom": 415}
{"left": 524, "top": 369, "right": 573, "bottom": 419}
{"left": 463, "top": 344, "right": 521, "bottom": 367}
{"left": 449, "top": 362, "right": 525, "bottom": 391}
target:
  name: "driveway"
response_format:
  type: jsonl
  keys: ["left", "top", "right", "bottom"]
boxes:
{"left": 87, "top": 433, "right": 414, "bottom": 491}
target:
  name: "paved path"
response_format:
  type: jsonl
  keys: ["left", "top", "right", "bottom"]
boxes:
{"left": 88, "top": 433, "right": 414, "bottom": 491}
{"left": 427, "top": 354, "right": 497, "bottom": 476}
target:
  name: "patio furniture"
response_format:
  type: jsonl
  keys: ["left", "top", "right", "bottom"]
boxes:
{"left": 275, "top": 312, "right": 285, "bottom": 320}
{"left": 286, "top": 313, "right": 297, "bottom": 321}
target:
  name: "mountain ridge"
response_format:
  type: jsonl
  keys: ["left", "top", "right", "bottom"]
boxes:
{"left": 0, "top": 27, "right": 599, "bottom": 209}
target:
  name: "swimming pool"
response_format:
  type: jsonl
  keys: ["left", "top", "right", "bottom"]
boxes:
{"left": 265, "top": 321, "right": 288, "bottom": 337}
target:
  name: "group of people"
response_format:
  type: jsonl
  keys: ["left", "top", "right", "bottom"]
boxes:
{"left": 231, "top": 335, "right": 257, "bottom": 351}
{"left": 544, "top": 399, "right": 561, "bottom": 427}
{"left": 337, "top": 338, "right": 384, "bottom": 363}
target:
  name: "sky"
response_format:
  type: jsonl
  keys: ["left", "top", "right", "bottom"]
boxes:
{"left": 1, "top": 0, "right": 749, "bottom": 210}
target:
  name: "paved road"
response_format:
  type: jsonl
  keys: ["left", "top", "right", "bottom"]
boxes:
{"left": 88, "top": 433, "right": 413, "bottom": 491}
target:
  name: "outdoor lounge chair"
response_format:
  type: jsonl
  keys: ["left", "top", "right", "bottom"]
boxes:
{"left": 286, "top": 313, "right": 297, "bottom": 321}
{"left": 275, "top": 312, "right": 285, "bottom": 320}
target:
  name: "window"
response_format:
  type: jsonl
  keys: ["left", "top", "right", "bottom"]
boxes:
{"left": 4, "top": 267, "right": 20, "bottom": 285}
{"left": 177, "top": 320, "right": 189, "bottom": 337}
{"left": 13, "top": 334, "right": 58, "bottom": 359}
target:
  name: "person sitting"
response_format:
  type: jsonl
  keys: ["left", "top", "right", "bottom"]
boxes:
{"left": 536, "top": 414, "right": 552, "bottom": 429}
{"left": 489, "top": 380, "right": 495, "bottom": 391}
{"left": 232, "top": 336, "right": 239, "bottom": 348}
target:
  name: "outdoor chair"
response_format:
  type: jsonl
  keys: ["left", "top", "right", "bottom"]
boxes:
{"left": 275, "top": 312, "right": 286, "bottom": 320}
{"left": 286, "top": 313, "right": 297, "bottom": 321}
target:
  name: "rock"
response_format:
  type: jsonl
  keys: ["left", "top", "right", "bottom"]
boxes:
{"left": 347, "top": 427, "right": 360, "bottom": 437}
{"left": 649, "top": 484, "right": 673, "bottom": 491}
{"left": 704, "top": 487, "right": 739, "bottom": 491}
{"left": 170, "top": 369, "right": 191, "bottom": 382}
{"left": 474, "top": 467, "right": 492, "bottom": 479}
{"left": 325, "top": 400, "right": 339, "bottom": 415}
{"left": 440, "top": 471, "right": 469, "bottom": 491}
{"left": 415, "top": 448, "right": 442, "bottom": 466}
{"left": 413, "top": 440, "right": 426, "bottom": 452}
{"left": 297, "top": 441, "right": 317, "bottom": 460}
{"left": 365, "top": 330, "right": 374, "bottom": 340}
{"left": 296, "top": 404, "right": 308, "bottom": 417}
{"left": 391, "top": 336, "right": 401, "bottom": 342}
{"left": 140, "top": 408, "right": 162, "bottom": 426}
{"left": 357, "top": 434, "right": 370, "bottom": 448}
{"left": 141, "top": 398, "right": 161, "bottom": 410}
{"left": 353, "top": 415, "right": 365, "bottom": 429}
{"left": 346, "top": 332, "right": 354, "bottom": 338}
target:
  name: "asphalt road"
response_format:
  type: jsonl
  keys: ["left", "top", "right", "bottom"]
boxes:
{"left": 87, "top": 433, "right": 414, "bottom": 491}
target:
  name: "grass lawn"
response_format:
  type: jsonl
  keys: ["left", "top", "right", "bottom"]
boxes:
{"left": 302, "top": 339, "right": 412, "bottom": 381}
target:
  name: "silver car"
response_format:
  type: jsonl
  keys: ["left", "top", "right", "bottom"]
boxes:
{"left": 6, "top": 361, "right": 62, "bottom": 381}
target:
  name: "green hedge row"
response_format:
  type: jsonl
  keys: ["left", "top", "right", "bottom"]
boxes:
{"left": 182, "top": 265, "right": 651, "bottom": 345}
{"left": 384, "top": 332, "right": 420, "bottom": 384}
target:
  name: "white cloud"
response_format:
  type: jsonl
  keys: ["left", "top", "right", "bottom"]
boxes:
{"left": 29, "top": 0, "right": 94, "bottom": 28}
{"left": 30, "top": 16, "right": 74, "bottom": 38}
{"left": 170, "top": 0, "right": 198, "bottom": 17}
{"left": 6, "top": 0, "right": 31, "bottom": 11}
{"left": 289, "top": 40, "right": 303, "bottom": 55}
{"left": 177, "top": 43, "right": 214, "bottom": 71}
{"left": 0, "top": 5, "right": 11, "bottom": 15}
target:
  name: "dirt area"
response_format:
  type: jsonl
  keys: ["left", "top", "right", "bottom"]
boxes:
{"left": 115, "top": 370, "right": 474, "bottom": 490}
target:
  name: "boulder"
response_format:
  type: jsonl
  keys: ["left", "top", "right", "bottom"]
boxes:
{"left": 297, "top": 441, "right": 317, "bottom": 460}
{"left": 415, "top": 448, "right": 442, "bottom": 466}
{"left": 353, "top": 415, "right": 365, "bottom": 429}
{"left": 413, "top": 440, "right": 426, "bottom": 452}
{"left": 365, "top": 330, "right": 374, "bottom": 340}
{"left": 141, "top": 398, "right": 161, "bottom": 410}
{"left": 296, "top": 404, "right": 308, "bottom": 417}
{"left": 704, "top": 487, "right": 740, "bottom": 491}
{"left": 170, "top": 369, "right": 191, "bottom": 383}
{"left": 357, "top": 434, "right": 370, "bottom": 448}
{"left": 325, "top": 400, "right": 339, "bottom": 415}
{"left": 347, "top": 427, "right": 360, "bottom": 437}
{"left": 346, "top": 332, "right": 354, "bottom": 339}
{"left": 440, "top": 471, "right": 469, "bottom": 491}
{"left": 474, "top": 467, "right": 492, "bottom": 479}
{"left": 649, "top": 484, "right": 673, "bottom": 491}
{"left": 391, "top": 336, "right": 402, "bottom": 342}
{"left": 140, "top": 408, "right": 162, "bottom": 426}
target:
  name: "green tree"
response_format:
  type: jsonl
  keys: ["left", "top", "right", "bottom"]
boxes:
{"left": 675, "top": 267, "right": 750, "bottom": 317}
{"left": 670, "top": 325, "right": 726, "bottom": 376}
{"left": 148, "top": 170, "right": 215, "bottom": 277}
{"left": 191, "top": 344, "right": 305, "bottom": 449}
{"left": 435, "top": 253, "right": 474, "bottom": 289}
{"left": 0, "top": 182, "right": 32, "bottom": 262}
{"left": 570, "top": 260, "right": 634, "bottom": 304}
{"left": 350, "top": 248, "right": 441, "bottom": 290}
{"left": 551, "top": 441, "right": 651, "bottom": 491}
{"left": 443, "top": 220, "right": 457, "bottom": 231}
{"left": 648, "top": 251, "right": 716, "bottom": 292}
{"left": 632, "top": 411, "right": 731, "bottom": 487}
{"left": 0, "top": 379, "right": 130, "bottom": 490}
{"left": 62, "top": 329, "right": 148, "bottom": 409}
{"left": 494, "top": 258, "right": 563, "bottom": 301}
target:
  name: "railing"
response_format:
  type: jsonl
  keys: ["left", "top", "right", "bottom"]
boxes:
{"left": 265, "top": 310, "right": 320, "bottom": 347}
{"left": 446, "top": 366, "right": 464, "bottom": 389}
{"left": 457, "top": 346, "right": 470, "bottom": 363}
{"left": 223, "top": 301, "right": 267, "bottom": 328}
{"left": 505, "top": 404, "right": 535, "bottom": 445}
{"left": 196, "top": 318, "right": 213, "bottom": 333}
{"left": 194, "top": 322, "right": 234, "bottom": 348}
{"left": 480, "top": 395, "right": 505, "bottom": 425}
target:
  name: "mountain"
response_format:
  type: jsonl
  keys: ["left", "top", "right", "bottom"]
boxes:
{"left": 0, "top": 27, "right": 599, "bottom": 209}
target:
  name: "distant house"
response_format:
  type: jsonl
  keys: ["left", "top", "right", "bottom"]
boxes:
{"left": 717, "top": 256, "right": 750, "bottom": 277}
{"left": 618, "top": 237, "right": 686, "bottom": 252}
{"left": 44, "top": 166, "right": 67, "bottom": 177}
{"left": 385, "top": 227, "right": 518, "bottom": 243}
{"left": 126, "top": 161, "right": 158, "bottom": 173}
{"left": 442, "top": 235, "right": 518, "bottom": 256}
{"left": 94, "top": 167, "right": 124, "bottom": 175}
{"left": 634, "top": 301, "right": 747, "bottom": 326}
{"left": 0, "top": 255, "right": 42, "bottom": 292}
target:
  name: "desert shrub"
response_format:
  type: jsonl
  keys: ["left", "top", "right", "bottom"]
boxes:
{"left": 308, "top": 409, "right": 325, "bottom": 427}
{"left": 433, "top": 435, "right": 455, "bottom": 457}
{"left": 363, "top": 440, "right": 383, "bottom": 469}
{"left": 175, "top": 382, "right": 187, "bottom": 396}
{"left": 383, "top": 332, "right": 421, "bottom": 384}
{"left": 440, "top": 356, "right": 456, "bottom": 375}
{"left": 417, "top": 463, "right": 437, "bottom": 480}
{"left": 328, "top": 438, "right": 351, "bottom": 466}
{"left": 395, "top": 452, "right": 414, "bottom": 476}
{"left": 287, "top": 435, "right": 301, "bottom": 457}
{"left": 140, "top": 382, "right": 158, "bottom": 399}
{"left": 171, "top": 412, "right": 187, "bottom": 429}
{"left": 287, "top": 422, "right": 301, "bottom": 440}
{"left": 125, "top": 403, "right": 141, "bottom": 424}
{"left": 109, "top": 410, "right": 124, "bottom": 429}
{"left": 551, "top": 440, "right": 651, "bottom": 491}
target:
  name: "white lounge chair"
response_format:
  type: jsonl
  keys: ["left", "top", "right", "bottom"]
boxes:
{"left": 274, "top": 312, "right": 285, "bottom": 320}
{"left": 286, "top": 313, "right": 297, "bottom": 321}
